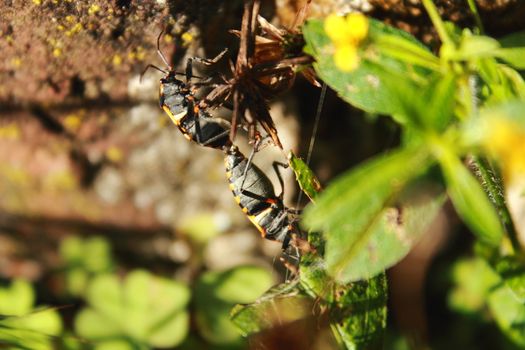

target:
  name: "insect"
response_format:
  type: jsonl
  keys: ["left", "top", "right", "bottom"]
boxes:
{"left": 202, "top": 0, "right": 317, "bottom": 148}
{"left": 224, "top": 145, "right": 301, "bottom": 249}
{"left": 159, "top": 66, "right": 232, "bottom": 150}
{"left": 144, "top": 31, "right": 232, "bottom": 150}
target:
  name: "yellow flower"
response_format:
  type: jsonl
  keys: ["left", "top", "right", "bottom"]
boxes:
{"left": 106, "top": 146, "right": 123, "bottom": 163}
{"left": 325, "top": 15, "right": 351, "bottom": 46}
{"left": 334, "top": 44, "right": 359, "bottom": 72}
{"left": 88, "top": 4, "right": 101, "bottom": 15}
{"left": 324, "top": 13, "right": 369, "bottom": 72}
{"left": 181, "top": 32, "right": 193, "bottom": 47}
{"left": 346, "top": 13, "right": 369, "bottom": 43}
{"left": 483, "top": 117, "right": 525, "bottom": 181}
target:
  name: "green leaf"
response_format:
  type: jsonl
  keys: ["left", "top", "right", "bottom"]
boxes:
{"left": 298, "top": 233, "right": 334, "bottom": 299}
{"left": 382, "top": 72, "right": 457, "bottom": 131}
{"left": 195, "top": 266, "right": 274, "bottom": 345}
{"left": 494, "top": 48, "right": 525, "bottom": 69}
{"left": 451, "top": 35, "right": 500, "bottom": 60}
{"left": 439, "top": 152, "right": 504, "bottom": 245}
{"left": 303, "top": 19, "right": 432, "bottom": 117}
{"left": 60, "top": 236, "right": 114, "bottom": 297}
{"left": 231, "top": 281, "right": 312, "bottom": 335}
{"left": 83, "top": 237, "right": 113, "bottom": 272}
{"left": 303, "top": 146, "right": 429, "bottom": 231}
{"left": 448, "top": 256, "right": 525, "bottom": 347}
{"left": 424, "top": 73, "right": 457, "bottom": 130}
{"left": 331, "top": 274, "right": 388, "bottom": 350}
{"left": 499, "top": 30, "right": 525, "bottom": 48}
{"left": 213, "top": 266, "right": 274, "bottom": 304}
{"left": 179, "top": 213, "right": 222, "bottom": 244}
{"left": 0, "top": 307, "right": 63, "bottom": 350}
{"left": 60, "top": 236, "right": 83, "bottom": 262}
{"left": 0, "top": 280, "right": 34, "bottom": 316}
{"left": 94, "top": 341, "right": 140, "bottom": 350}
{"left": 7, "top": 308, "right": 63, "bottom": 336}
{"left": 148, "top": 312, "right": 189, "bottom": 348}
{"left": 128, "top": 271, "right": 190, "bottom": 346}
{"left": 85, "top": 274, "right": 124, "bottom": 323}
{"left": 76, "top": 270, "right": 190, "bottom": 348}
{"left": 372, "top": 32, "right": 439, "bottom": 70}
{"left": 303, "top": 147, "right": 431, "bottom": 282}
{"left": 448, "top": 257, "right": 500, "bottom": 314}
{"left": 75, "top": 308, "right": 122, "bottom": 338}
{"left": 499, "top": 65, "right": 525, "bottom": 99}
{"left": 299, "top": 250, "right": 388, "bottom": 349}
{"left": 495, "top": 256, "right": 525, "bottom": 303}
{"left": 325, "top": 181, "right": 445, "bottom": 282}
{"left": 288, "top": 151, "right": 322, "bottom": 202}
{"left": 488, "top": 284, "right": 525, "bottom": 347}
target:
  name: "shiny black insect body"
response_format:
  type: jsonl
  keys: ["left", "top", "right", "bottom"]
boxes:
{"left": 159, "top": 71, "right": 231, "bottom": 150}
{"left": 224, "top": 145, "right": 300, "bottom": 249}
{"left": 143, "top": 31, "right": 231, "bottom": 150}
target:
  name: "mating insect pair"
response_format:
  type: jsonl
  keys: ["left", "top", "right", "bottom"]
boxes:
{"left": 153, "top": 44, "right": 301, "bottom": 250}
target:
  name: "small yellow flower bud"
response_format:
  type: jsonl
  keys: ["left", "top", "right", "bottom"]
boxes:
{"left": 324, "top": 14, "right": 351, "bottom": 46}
{"left": 346, "top": 13, "right": 369, "bottom": 43}
{"left": 334, "top": 44, "right": 359, "bottom": 72}
{"left": 483, "top": 117, "right": 525, "bottom": 181}
{"left": 324, "top": 13, "right": 369, "bottom": 72}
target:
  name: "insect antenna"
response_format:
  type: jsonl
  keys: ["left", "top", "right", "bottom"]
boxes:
{"left": 140, "top": 64, "right": 168, "bottom": 82}
{"left": 156, "top": 28, "right": 171, "bottom": 69}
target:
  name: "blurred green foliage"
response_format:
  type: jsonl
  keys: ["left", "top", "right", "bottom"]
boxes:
{"left": 60, "top": 236, "right": 114, "bottom": 297}
{"left": 195, "top": 266, "right": 274, "bottom": 346}
{"left": 0, "top": 280, "right": 62, "bottom": 350}
{"left": 74, "top": 270, "right": 190, "bottom": 349}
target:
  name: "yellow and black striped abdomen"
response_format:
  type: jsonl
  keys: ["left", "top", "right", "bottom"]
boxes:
{"left": 160, "top": 75, "right": 230, "bottom": 149}
{"left": 224, "top": 146, "right": 293, "bottom": 245}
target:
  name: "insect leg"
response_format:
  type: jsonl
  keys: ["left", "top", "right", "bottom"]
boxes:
{"left": 184, "top": 98, "right": 206, "bottom": 146}
{"left": 271, "top": 161, "right": 289, "bottom": 199}
{"left": 239, "top": 135, "right": 267, "bottom": 192}
{"left": 186, "top": 49, "right": 228, "bottom": 83}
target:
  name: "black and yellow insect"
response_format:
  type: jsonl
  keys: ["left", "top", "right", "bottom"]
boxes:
{"left": 224, "top": 145, "right": 299, "bottom": 249}
{"left": 142, "top": 31, "right": 231, "bottom": 150}
{"left": 159, "top": 71, "right": 231, "bottom": 150}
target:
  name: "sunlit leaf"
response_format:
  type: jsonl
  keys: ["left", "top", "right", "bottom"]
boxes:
{"left": 448, "top": 257, "right": 500, "bottom": 314}
{"left": 325, "top": 182, "right": 445, "bottom": 282}
{"left": 331, "top": 274, "right": 388, "bottom": 350}
{"left": 494, "top": 48, "right": 525, "bottom": 69}
{"left": 75, "top": 308, "right": 122, "bottom": 338}
{"left": 195, "top": 266, "right": 274, "bottom": 345}
{"left": 231, "top": 281, "right": 311, "bottom": 335}
{"left": 424, "top": 73, "right": 457, "bottom": 131}
{"left": 495, "top": 256, "right": 525, "bottom": 303}
{"left": 488, "top": 284, "right": 525, "bottom": 347}
{"left": 303, "top": 147, "right": 432, "bottom": 282}
{"left": 372, "top": 32, "right": 439, "bottom": 70}
{"left": 288, "top": 151, "right": 322, "bottom": 202}
{"left": 439, "top": 153, "right": 504, "bottom": 245}
{"left": 76, "top": 270, "right": 190, "bottom": 348}
{"left": 451, "top": 35, "right": 500, "bottom": 60}
{"left": 303, "top": 19, "right": 432, "bottom": 117}
{"left": 0, "top": 279, "right": 34, "bottom": 316}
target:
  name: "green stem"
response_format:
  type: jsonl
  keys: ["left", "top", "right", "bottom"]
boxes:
{"left": 421, "top": 0, "right": 452, "bottom": 47}
{"left": 463, "top": 71, "right": 521, "bottom": 253}
{"left": 466, "top": 0, "right": 485, "bottom": 34}
{"left": 470, "top": 157, "right": 521, "bottom": 254}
